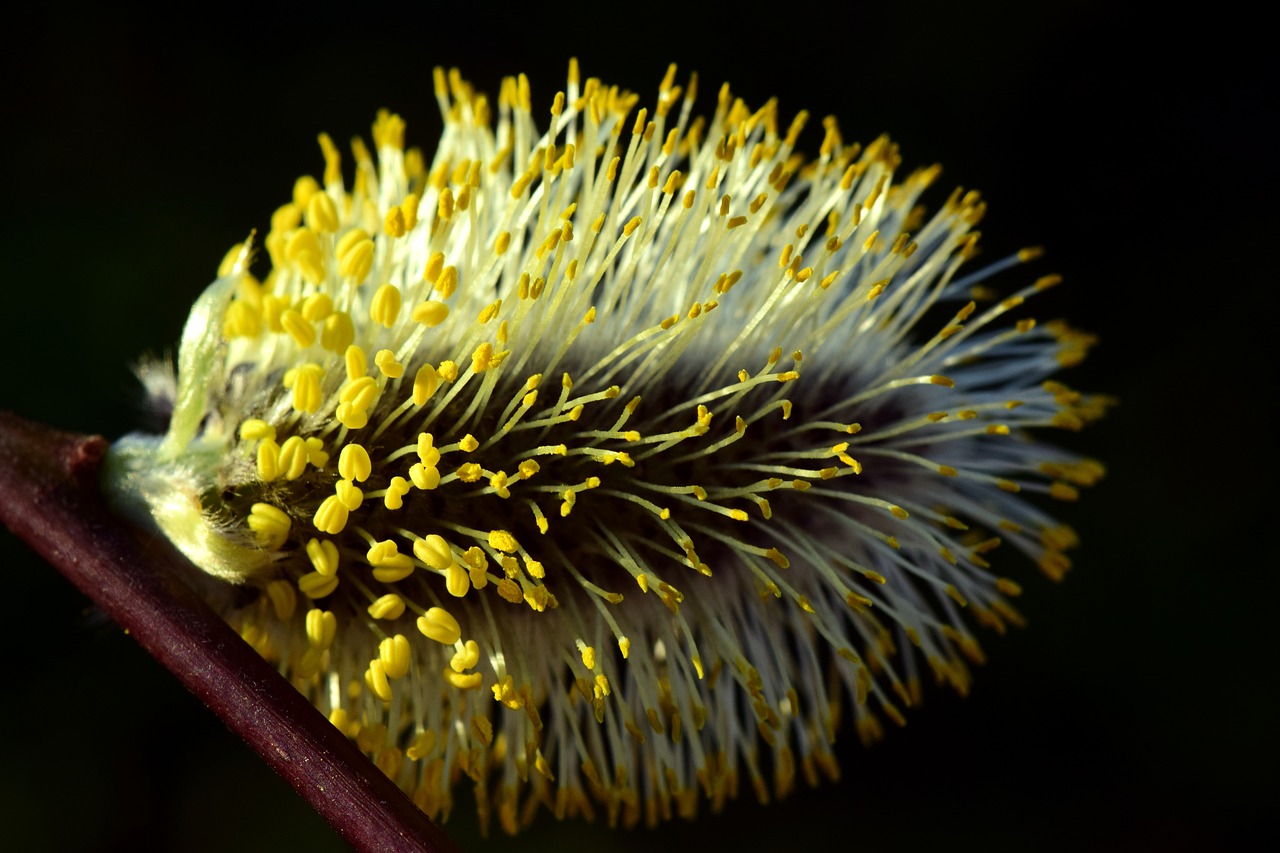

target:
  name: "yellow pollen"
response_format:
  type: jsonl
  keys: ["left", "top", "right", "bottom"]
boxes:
{"left": 436, "top": 265, "right": 458, "bottom": 298}
{"left": 488, "top": 529, "right": 519, "bottom": 553}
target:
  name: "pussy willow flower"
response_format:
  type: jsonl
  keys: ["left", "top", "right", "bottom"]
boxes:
{"left": 106, "top": 62, "right": 1107, "bottom": 832}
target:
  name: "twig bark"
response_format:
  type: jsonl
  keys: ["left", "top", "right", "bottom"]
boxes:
{"left": 0, "top": 411, "right": 458, "bottom": 853}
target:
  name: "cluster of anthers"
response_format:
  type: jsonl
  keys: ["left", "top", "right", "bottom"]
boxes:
{"left": 107, "top": 61, "right": 1108, "bottom": 833}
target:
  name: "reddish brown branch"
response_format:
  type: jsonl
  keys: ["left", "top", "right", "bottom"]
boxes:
{"left": 0, "top": 411, "right": 458, "bottom": 853}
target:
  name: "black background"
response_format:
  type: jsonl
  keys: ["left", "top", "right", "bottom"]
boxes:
{"left": 1, "top": 4, "right": 1273, "bottom": 851}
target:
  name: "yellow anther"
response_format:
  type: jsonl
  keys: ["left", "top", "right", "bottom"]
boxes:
{"left": 495, "top": 231, "right": 512, "bottom": 255}
{"left": 413, "top": 534, "right": 454, "bottom": 571}
{"left": 458, "top": 434, "right": 479, "bottom": 453}
{"left": 384, "top": 476, "right": 411, "bottom": 510}
{"left": 488, "top": 529, "right": 518, "bottom": 553}
{"left": 321, "top": 311, "right": 355, "bottom": 353}
{"left": 471, "top": 342, "right": 493, "bottom": 373}
{"left": 418, "top": 607, "right": 461, "bottom": 645}
{"left": 300, "top": 293, "right": 334, "bottom": 323}
{"left": 443, "top": 669, "right": 483, "bottom": 690}
{"left": 298, "top": 572, "right": 339, "bottom": 599}
{"left": 451, "top": 639, "right": 481, "bottom": 673}
{"left": 368, "top": 593, "right": 406, "bottom": 620}
{"left": 313, "top": 495, "right": 350, "bottom": 534}
{"left": 995, "top": 578, "right": 1023, "bottom": 597}
{"left": 1050, "top": 482, "right": 1080, "bottom": 501}
{"left": 306, "top": 190, "right": 340, "bottom": 234}
{"left": 384, "top": 206, "right": 406, "bottom": 238}
{"left": 281, "top": 309, "right": 316, "bottom": 349}
{"left": 305, "top": 608, "right": 337, "bottom": 648}
{"left": 379, "top": 634, "right": 412, "bottom": 679}
{"left": 340, "top": 375, "right": 378, "bottom": 409}
{"left": 371, "top": 284, "right": 402, "bottom": 328}
{"left": 889, "top": 505, "right": 910, "bottom": 520}
{"left": 366, "top": 539, "right": 410, "bottom": 569}
{"left": 335, "top": 479, "right": 364, "bottom": 511}
{"left": 293, "top": 175, "right": 321, "bottom": 207}
{"left": 619, "top": 637, "right": 631, "bottom": 658}
{"left": 411, "top": 300, "right": 449, "bottom": 327}
{"left": 337, "top": 236, "right": 375, "bottom": 282}
{"left": 437, "top": 187, "right": 455, "bottom": 220}
{"left": 409, "top": 462, "right": 441, "bottom": 490}
{"left": 335, "top": 403, "right": 367, "bottom": 431}
{"left": 286, "top": 363, "right": 326, "bottom": 413}
{"left": 222, "top": 301, "right": 260, "bottom": 339}
{"left": 423, "top": 251, "right": 445, "bottom": 285}
{"left": 399, "top": 192, "right": 419, "bottom": 229}
{"left": 405, "top": 730, "right": 436, "bottom": 761}
{"left": 239, "top": 419, "right": 275, "bottom": 441}
{"left": 278, "top": 435, "right": 308, "bottom": 480}
{"left": 366, "top": 660, "right": 393, "bottom": 702}
{"left": 338, "top": 444, "right": 372, "bottom": 482}
{"left": 417, "top": 433, "right": 440, "bottom": 465}
{"left": 930, "top": 375, "right": 955, "bottom": 388}
{"left": 306, "top": 538, "right": 340, "bottom": 577}
{"left": 256, "top": 437, "right": 281, "bottom": 482}
{"left": 285, "top": 226, "right": 323, "bottom": 269}
{"left": 247, "top": 503, "right": 291, "bottom": 550}
{"left": 436, "top": 265, "right": 458, "bottom": 297}
{"left": 412, "top": 364, "right": 440, "bottom": 405}
{"left": 445, "top": 562, "right": 470, "bottom": 597}
{"left": 374, "top": 349, "right": 404, "bottom": 378}
{"left": 265, "top": 579, "right": 296, "bottom": 622}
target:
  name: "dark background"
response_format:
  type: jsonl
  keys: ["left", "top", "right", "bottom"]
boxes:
{"left": 1, "top": 4, "right": 1272, "bottom": 851}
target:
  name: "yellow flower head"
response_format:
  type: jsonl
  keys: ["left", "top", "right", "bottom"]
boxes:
{"left": 106, "top": 61, "right": 1108, "bottom": 832}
